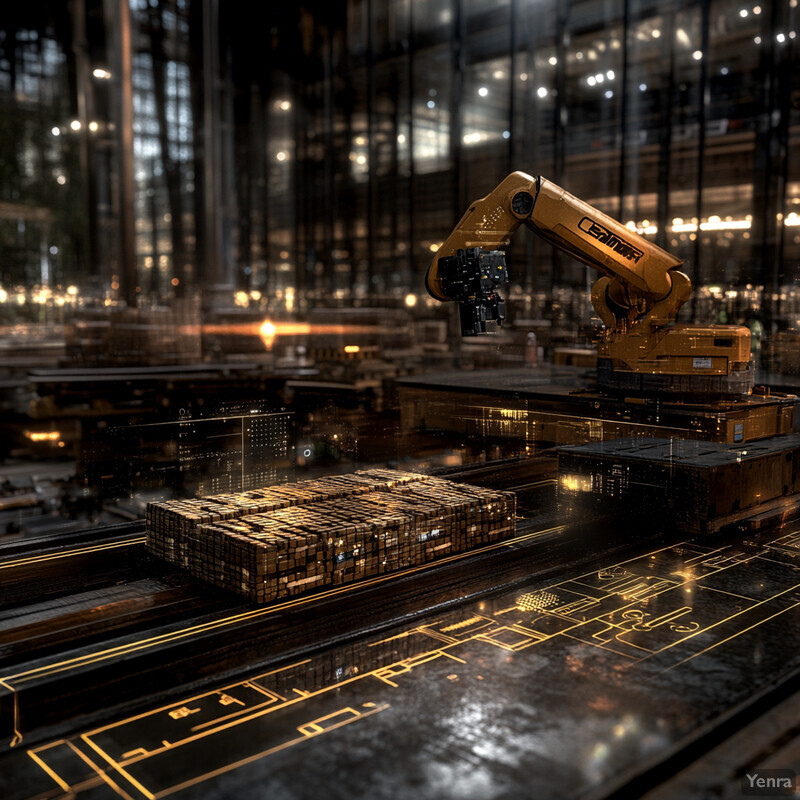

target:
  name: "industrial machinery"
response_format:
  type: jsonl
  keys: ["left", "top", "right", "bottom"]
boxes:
{"left": 426, "top": 171, "right": 753, "bottom": 398}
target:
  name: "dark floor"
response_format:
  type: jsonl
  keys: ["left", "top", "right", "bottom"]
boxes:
{"left": 2, "top": 520, "right": 799, "bottom": 799}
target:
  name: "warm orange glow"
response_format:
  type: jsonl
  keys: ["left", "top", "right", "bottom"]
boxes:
{"left": 26, "top": 431, "right": 61, "bottom": 442}
{"left": 197, "top": 321, "right": 382, "bottom": 351}
{"left": 259, "top": 320, "right": 277, "bottom": 350}
{"left": 344, "top": 345, "right": 360, "bottom": 353}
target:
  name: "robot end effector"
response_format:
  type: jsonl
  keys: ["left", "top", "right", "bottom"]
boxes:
{"left": 436, "top": 247, "right": 510, "bottom": 336}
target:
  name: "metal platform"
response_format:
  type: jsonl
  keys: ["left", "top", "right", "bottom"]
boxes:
{"left": 395, "top": 366, "right": 798, "bottom": 447}
{"left": 558, "top": 435, "right": 800, "bottom": 534}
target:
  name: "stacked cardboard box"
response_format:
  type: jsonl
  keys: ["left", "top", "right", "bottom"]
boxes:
{"left": 147, "top": 470, "right": 515, "bottom": 602}
{"left": 146, "top": 469, "right": 426, "bottom": 568}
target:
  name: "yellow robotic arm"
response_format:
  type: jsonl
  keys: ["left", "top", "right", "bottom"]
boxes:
{"left": 426, "top": 171, "right": 752, "bottom": 397}
{"left": 426, "top": 171, "right": 691, "bottom": 334}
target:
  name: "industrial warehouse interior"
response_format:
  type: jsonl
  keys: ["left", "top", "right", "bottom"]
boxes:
{"left": 1, "top": 0, "right": 799, "bottom": 798}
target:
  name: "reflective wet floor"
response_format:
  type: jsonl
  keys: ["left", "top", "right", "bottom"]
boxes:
{"left": 3, "top": 525, "right": 800, "bottom": 800}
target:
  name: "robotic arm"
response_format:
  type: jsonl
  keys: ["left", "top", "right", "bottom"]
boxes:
{"left": 426, "top": 171, "right": 690, "bottom": 336}
{"left": 426, "top": 171, "right": 752, "bottom": 397}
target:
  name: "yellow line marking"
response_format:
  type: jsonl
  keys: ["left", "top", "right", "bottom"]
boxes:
{"left": 662, "top": 600, "right": 800, "bottom": 673}
{"left": 2, "top": 526, "right": 565, "bottom": 687}
{"left": 83, "top": 660, "right": 309, "bottom": 736}
{"left": 0, "top": 677, "right": 22, "bottom": 746}
{"left": 154, "top": 704, "right": 389, "bottom": 798}
{"left": 440, "top": 652, "right": 467, "bottom": 664}
{"left": 102, "top": 673, "right": 389, "bottom": 769}
{"left": 26, "top": 750, "right": 70, "bottom": 793}
{"left": 65, "top": 740, "right": 135, "bottom": 800}
{"left": 81, "top": 735, "right": 156, "bottom": 800}
{"left": 0, "top": 537, "right": 146, "bottom": 570}
{"left": 639, "top": 583, "right": 800, "bottom": 664}
{"left": 190, "top": 696, "right": 280, "bottom": 733}
{"left": 28, "top": 739, "right": 68, "bottom": 753}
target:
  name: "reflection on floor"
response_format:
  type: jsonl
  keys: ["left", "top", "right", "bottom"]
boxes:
{"left": 7, "top": 527, "right": 800, "bottom": 800}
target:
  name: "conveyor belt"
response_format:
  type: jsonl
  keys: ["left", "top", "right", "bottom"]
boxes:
{"left": 0, "top": 516, "right": 580, "bottom": 749}
{"left": 0, "top": 460, "right": 565, "bottom": 746}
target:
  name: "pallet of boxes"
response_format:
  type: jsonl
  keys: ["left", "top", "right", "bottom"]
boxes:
{"left": 146, "top": 470, "right": 516, "bottom": 603}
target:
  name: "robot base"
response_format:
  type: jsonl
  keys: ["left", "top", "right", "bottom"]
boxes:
{"left": 596, "top": 357, "right": 756, "bottom": 399}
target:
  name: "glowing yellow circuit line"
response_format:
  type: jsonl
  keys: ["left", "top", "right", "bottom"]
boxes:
{"left": 65, "top": 740, "right": 135, "bottom": 800}
{"left": 661, "top": 600, "right": 800, "bottom": 673}
{"left": 0, "top": 677, "right": 22, "bottom": 746}
{"left": 81, "top": 736, "right": 156, "bottom": 800}
{"left": 682, "top": 546, "right": 728, "bottom": 564}
{"left": 190, "top": 696, "right": 280, "bottom": 733}
{"left": 473, "top": 406, "right": 691, "bottom": 433}
{"left": 695, "top": 584, "right": 757, "bottom": 602}
{"left": 639, "top": 583, "right": 800, "bottom": 664}
{"left": 26, "top": 750, "right": 70, "bottom": 793}
{"left": 72, "top": 660, "right": 309, "bottom": 736}
{"left": 100, "top": 673, "right": 389, "bottom": 768}
{"left": 153, "top": 704, "right": 390, "bottom": 798}
{"left": 3, "top": 526, "right": 564, "bottom": 687}
{"left": 0, "top": 537, "right": 146, "bottom": 570}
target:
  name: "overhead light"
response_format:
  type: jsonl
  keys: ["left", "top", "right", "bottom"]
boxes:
{"left": 276, "top": 151, "right": 288, "bottom": 161}
{"left": 740, "top": 8, "right": 748, "bottom": 16}
{"left": 427, "top": 100, "right": 435, "bottom": 108}
{"left": 70, "top": 120, "right": 81, "bottom": 131}
{"left": 604, "top": 90, "right": 614, "bottom": 99}
{"left": 26, "top": 431, "right": 61, "bottom": 442}
{"left": 537, "top": 86, "right": 548, "bottom": 98}
{"left": 88, "top": 121, "right": 99, "bottom": 132}
{"left": 651, "top": 29, "right": 661, "bottom": 38}
{"left": 92, "top": 68, "right": 111, "bottom": 79}
{"left": 478, "top": 86, "right": 489, "bottom": 97}
{"left": 606, "top": 70, "right": 615, "bottom": 80}
{"left": 51, "top": 127, "right": 60, "bottom": 136}
{"left": 548, "top": 56, "right": 557, "bottom": 66}
{"left": 692, "top": 50, "right": 703, "bottom": 60}
{"left": 638, "top": 83, "right": 647, "bottom": 91}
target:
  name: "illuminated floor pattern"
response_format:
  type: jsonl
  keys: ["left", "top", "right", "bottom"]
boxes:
{"left": 3, "top": 526, "right": 800, "bottom": 799}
